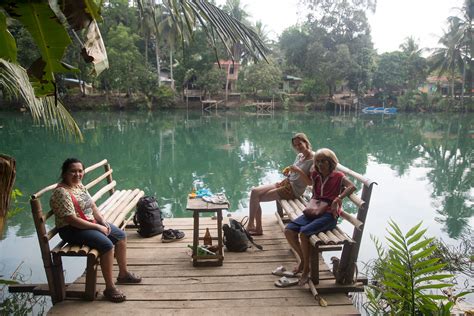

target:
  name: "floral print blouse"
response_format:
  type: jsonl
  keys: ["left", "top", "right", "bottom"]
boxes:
{"left": 50, "top": 184, "right": 95, "bottom": 228}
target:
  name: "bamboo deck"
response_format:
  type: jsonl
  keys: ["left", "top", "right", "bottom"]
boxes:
{"left": 48, "top": 215, "right": 359, "bottom": 315}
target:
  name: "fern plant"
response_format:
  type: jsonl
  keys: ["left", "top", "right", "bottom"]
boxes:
{"left": 364, "top": 220, "right": 455, "bottom": 315}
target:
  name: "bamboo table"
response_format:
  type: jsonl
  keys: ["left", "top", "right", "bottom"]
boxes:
{"left": 186, "top": 197, "right": 229, "bottom": 267}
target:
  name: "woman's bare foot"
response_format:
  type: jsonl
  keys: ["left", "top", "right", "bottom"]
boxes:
{"left": 292, "top": 262, "right": 303, "bottom": 275}
{"left": 299, "top": 273, "right": 310, "bottom": 286}
{"left": 248, "top": 229, "right": 263, "bottom": 236}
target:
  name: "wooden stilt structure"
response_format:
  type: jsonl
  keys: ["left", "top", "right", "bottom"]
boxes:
{"left": 253, "top": 98, "right": 275, "bottom": 115}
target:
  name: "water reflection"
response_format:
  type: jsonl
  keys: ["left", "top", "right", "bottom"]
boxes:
{"left": 0, "top": 110, "right": 472, "bottom": 239}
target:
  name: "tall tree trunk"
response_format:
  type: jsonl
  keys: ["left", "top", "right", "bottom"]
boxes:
{"left": 470, "top": 15, "right": 473, "bottom": 102}
{"left": 170, "top": 49, "right": 174, "bottom": 90}
{"left": 0, "top": 154, "right": 16, "bottom": 235}
{"left": 145, "top": 36, "right": 148, "bottom": 65}
{"left": 450, "top": 69, "right": 455, "bottom": 100}
{"left": 461, "top": 59, "right": 466, "bottom": 107}
{"left": 155, "top": 37, "right": 161, "bottom": 87}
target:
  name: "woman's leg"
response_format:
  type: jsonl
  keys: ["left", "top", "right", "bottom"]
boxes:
{"left": 100, "top": 249, "right": 116, "bottom": 290}
{"left": 252, "top": 187, "right": 281, "bottom": 234}
{"left": 59, "top": 226, "right": 116, "bottom": 290}
{"left": 106, "top": 224, "right": 134, "bottom": 280}
{"left": 284, "top": 228, "right": 304, "bottom": 273}
{"left": 299, "top": 233, "right": 311, "bottom": 285}
{"left": 115, "top": 239, "right": 128, "bottom": 278}
{"left": 299, "top": 213, "right": 337, "bottom": 285}
{"left": 248, "top": 183, "right": 278, "bottom": 232}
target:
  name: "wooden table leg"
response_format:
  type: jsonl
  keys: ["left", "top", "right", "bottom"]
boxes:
{"left": 193, "top": 211, "right": 199, "bottom": 267}
{"left": 216, "top": 209, "right": 223, "bottom": 265}
{"left": 310, "top": 245, "right": 319, "bottom": 284}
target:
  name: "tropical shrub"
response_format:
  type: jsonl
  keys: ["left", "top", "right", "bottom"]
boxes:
{"left": 195, "top": 68, "right": 226, "bottom": 99}
{"left": 152, "top": 86, "right": 176, "bottom": 108}
{"left": 239, "top": 61, "right": 282, "bottom": 97}
{"left": 300, "top": 78, "right": 328, "bottom": 101}
{"left": 364, "top": 220, "right": 457, "bottom": 315}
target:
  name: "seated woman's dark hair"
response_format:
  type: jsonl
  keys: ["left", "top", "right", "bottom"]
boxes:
{"left": 60, "top": 158, "right": 84, "bottom": 181}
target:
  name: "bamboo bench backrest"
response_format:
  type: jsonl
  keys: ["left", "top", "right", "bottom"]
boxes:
{"left": 335, "top": 163, "right": 376, "bottom": 231}
{"left": 333, "top": 163, "right": 377, "bottom": 283}
{"left": 30, "top": 159, "right": 116, "bottom": 267}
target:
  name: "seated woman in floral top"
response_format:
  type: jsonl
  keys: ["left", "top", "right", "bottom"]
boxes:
{"left": 50, "top": 158, "right": 141, "bottom": 303}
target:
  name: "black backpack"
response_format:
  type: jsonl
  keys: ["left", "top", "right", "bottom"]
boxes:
{"left": 133, "top": 196, "right": 164, "bottom": 237}
{"left": 222, "top": 217, "right": 263, "bottom": 252}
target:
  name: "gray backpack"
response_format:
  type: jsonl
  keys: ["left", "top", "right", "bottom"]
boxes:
{"left": 133, "top": 196, "right": 164, "bottom": 237}
{"left": 222, "top": 217, "right": 263, "bottom": 252}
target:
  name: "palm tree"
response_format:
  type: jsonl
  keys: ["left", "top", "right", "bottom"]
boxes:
{"left": 400, "top": 37, "right": 427, "bottom": 90}
{"left": 447, "top": 0, "right": 473, "bottom": 104}
{"left": 159, "top": 7, "right": 192, "bottom": 90}
{"left": 0, "top": 59, "right": 82, "bottom": 140}
{"left": 137, "top": 1, "right": 193, "bottom": 89}
{"left": 430, "top": 23, "right": 463, "bottom": 99}
{"left": 221, "top": 0, "right": 252, "bottom": 63}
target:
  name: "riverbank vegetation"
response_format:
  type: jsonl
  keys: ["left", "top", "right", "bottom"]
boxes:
{"left": 1, "top": 0, "right": 473, "bottom": 115}
{"left": 363, "top": 221, "right": 470, "bottom": 315}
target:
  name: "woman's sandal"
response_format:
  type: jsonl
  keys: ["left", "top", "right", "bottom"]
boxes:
{"left": 103, "top": 287, "right": 126, "bottom": 303}
{"left": 116, "top": 271, "right": 142, "bottom": 284}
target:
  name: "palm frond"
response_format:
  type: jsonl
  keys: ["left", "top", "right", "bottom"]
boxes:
{"left": 365, "top": 220, "right": 454, "bottom": 315}
{"left": 0, "top": 58, "right": 83, "bottom": 141}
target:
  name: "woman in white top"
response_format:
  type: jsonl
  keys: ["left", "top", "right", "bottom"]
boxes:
{"left": 247, "top": 133, "right": 314, "bottom": 235}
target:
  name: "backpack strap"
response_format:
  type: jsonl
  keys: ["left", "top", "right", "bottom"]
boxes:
{"left": 239, "top": 216, "right": 263, "bottom": 251}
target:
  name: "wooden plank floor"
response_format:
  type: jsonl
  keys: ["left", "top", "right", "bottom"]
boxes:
{"left": 48, "top": 215, "right": 359, "bottom": 315}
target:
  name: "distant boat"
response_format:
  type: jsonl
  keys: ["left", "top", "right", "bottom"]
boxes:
{"left": 362, "top": 106, "right": 397, "bottom": 114}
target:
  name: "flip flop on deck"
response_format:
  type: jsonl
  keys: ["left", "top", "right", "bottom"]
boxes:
{"left": 272, "top": 266, "right": 296, "bottom": 277}
{"left": 274, "top": 276, "right": 299, "bottom": 288}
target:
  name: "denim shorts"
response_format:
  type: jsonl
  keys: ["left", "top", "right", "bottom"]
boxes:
{"left": 58, "top": 223, "right": 126, "bottom": 254}
{"left": 286, "top": 212, "right": 337, "bottom": 236}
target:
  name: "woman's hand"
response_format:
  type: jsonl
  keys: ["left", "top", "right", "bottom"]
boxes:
{"left": 288, "top": 165, "right": 301, "bottom": 175}
{"left": 330, "top": 197, "right": 341, "bottom": 218}
{"left": 97, "top": 224, "right": 110, "bottom": 235}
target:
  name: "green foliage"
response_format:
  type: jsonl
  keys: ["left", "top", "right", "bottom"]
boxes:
{"left": 0, "top": 11, "right": 17, "bottom": 63}
{"left": 101, "top": 23, "right": 146, "bottom": 94}
{"left": 397, "top": 89, "right": 458, "bottom": 112}
{"left": 152, "top": 85, "right": 176, "bottom": 108}
{"left": 7, "top": 188, "right": 25, "bottom": 219}
{"left": 0, "top": 58, "right": 83, "bottom": 140}
{"left": 239, "top": 61, "right": 282, "bottom": 96}
{"left": 301, "top": 78, "right": 328, "bottom": 100}
{"left": 364, "top": 221, "right": 455, "bottom": 315}
{"left": 2, "top": 2, "right": 76, "bottom": 96}
{"left": 280, "top": 1, "right": 374, "bottom": 96}
{"left": 196, "top": 67, "right": 226, "bottom": 98}
{"left": 373, "top": 52, "right": 408, "bottom": 94}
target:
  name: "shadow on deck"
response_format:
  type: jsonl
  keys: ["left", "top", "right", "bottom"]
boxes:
{"left": 48, "top": 216, "right": 360, "bottom": 315}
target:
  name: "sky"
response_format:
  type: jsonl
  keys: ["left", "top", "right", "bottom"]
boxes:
{"left": 215, "top": 0, "right": 464, "bottom": 54}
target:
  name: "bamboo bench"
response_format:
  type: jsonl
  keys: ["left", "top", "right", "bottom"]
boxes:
{"left": 29, "top": 159, "right": 144, "bottom": 303}
{"left": 275, "top": 163, "right": 376, "bottom": 299}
